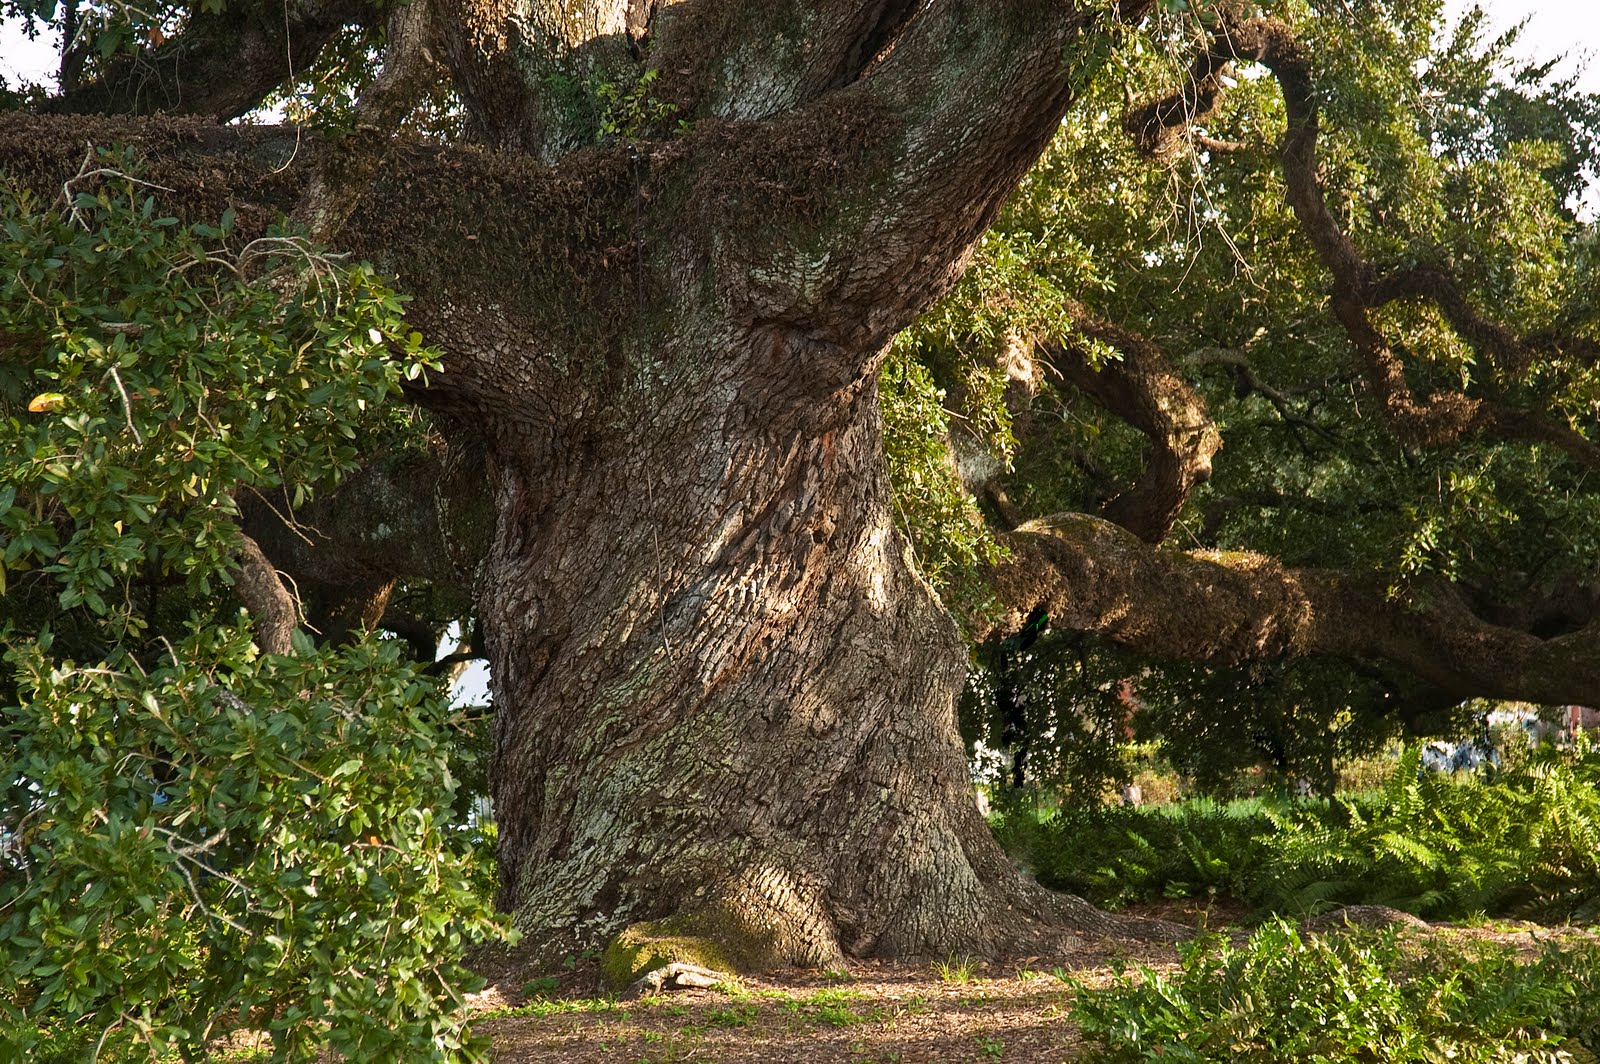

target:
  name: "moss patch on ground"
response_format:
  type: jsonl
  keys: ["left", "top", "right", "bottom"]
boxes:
{"left": 599, "top": 920, "right": 742, "bottom": 989}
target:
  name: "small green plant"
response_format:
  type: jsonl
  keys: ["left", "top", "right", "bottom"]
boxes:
{"left": 562, "top": 947, "right": 600, "bottom": 970}
{"left": 814, "top": 1004, "right": 877, "bottom": 1027}
{"left": 596, "top": 69, "right": 680, "bottom": 139}
{"left": 704, "top": 1004, "right": 758, "bottom": 1028}
{"left": 933, "top": 954, "right": 979, "bottom": 984}
{"left": 1069, "top": 919, "right": 1600, "bottom": 1063}
{"left": 977, "top": 1034, "right": 1004, "bottom": 1058}
{"left": 522, "top": 976, "right": 561, "bottom": 997}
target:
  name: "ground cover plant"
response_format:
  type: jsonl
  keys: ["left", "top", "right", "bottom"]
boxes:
{"left": 996, "top": 742, "right": 1600, "bottom": 922}
{"left": 1069, "top": 920, "right": 1600, "bottom": 1063}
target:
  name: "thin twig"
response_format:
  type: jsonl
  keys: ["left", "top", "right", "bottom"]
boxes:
{"left": 104, "top": 365, "right": 144, "bottom": 444}
{"left": 60, "top": 142, "right": 175, "bottom": 230}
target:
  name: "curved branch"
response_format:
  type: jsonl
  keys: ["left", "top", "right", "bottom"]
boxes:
{"left": 978, "top": 513, "right": 1600, "bottom": 706}
{"left": 733, "top": 1, "right": 1154, "bottom": 354}
{"left": 1133, "top": 16, "right": 1600, "bottom": 471}
{"left": 1044, "top": 311, "right": 1222, "bottom": 544}
{"left": 234, "top": 533, "right": 298, "bottom": 655}
{"left": 1122, "top": 24, "right": 1235, "bottom": 162}
{"left": 39, "top": 0, "right": 378, "bottom": 121}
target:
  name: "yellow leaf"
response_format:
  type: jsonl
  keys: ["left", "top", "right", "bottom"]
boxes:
{"left": 27, "top": 392, "right": 66, "bottom": 413}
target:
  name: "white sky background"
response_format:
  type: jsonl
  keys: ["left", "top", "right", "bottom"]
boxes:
{"left": 2, "top": 1, "right": 1597, "bottom": 706}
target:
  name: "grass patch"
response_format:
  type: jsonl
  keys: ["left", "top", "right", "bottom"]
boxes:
{"left": 933, "top": 954, "right": 980, "bottom": 984}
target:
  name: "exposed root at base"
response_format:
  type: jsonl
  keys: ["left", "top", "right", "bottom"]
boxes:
{"left": 624, "top": 962, "right": 734, "bottom": 999}
{"left": 1033, "top": 885, "right": 1192, "bottom": 945}
{"left": 1304, "top": 904, "right": 1434, "bottom": 934}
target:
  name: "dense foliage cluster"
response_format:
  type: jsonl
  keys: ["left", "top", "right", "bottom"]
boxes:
{"left": 1071, "top": 919, "right": 1600, "bottom": 1063}
{"left": 997, "top": 740, "right": 1600, "bottom": 921}
{"left": 909, "top": 0, "right": 1600, "bottom": 782}
{"left": 0, "top": 170, "right": 501, "bottom": 1060}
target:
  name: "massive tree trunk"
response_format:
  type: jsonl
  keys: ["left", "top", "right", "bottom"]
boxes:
{"left": 479, "top": 359, "right": 1031, "bottom": 964}
{"left": 324, "top": 0, "right": 1164, "bottom": 961}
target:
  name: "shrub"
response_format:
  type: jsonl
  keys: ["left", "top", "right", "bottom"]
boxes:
{"left": 1, "top": 627, "right": 507, "bottom": 1063}
{"left": 996, "top": 742, "right": 1600, "bottom": 922}
{"left": 992, "top": 798, "right": 1274, "bottom": 909}
{"left": 0, "top": 172, "right": 504, "bottom": 1062}
{"left": 1069, "top": 919, "right": 1600, "bottom": 1063}
{"left": 1257, "top": 743, "right": 1600, "bottom": 921}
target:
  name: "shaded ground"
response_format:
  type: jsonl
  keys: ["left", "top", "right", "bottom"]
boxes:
{"left": 467, "top": 903, "right": 1599, "bottom": 1064}
{"left": 471, "top": 948, "right": 1156, "bottom": 1064}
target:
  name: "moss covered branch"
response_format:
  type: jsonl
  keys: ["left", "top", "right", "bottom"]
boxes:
{"left": 981, "top": 512, "right": 1600, "bottom": 706}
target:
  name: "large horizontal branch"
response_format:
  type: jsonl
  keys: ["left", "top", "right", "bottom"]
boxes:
{"left": 40, "top": 0, "right": 378, "bottom": 121}
{"left": 977, "top": 512, "right": 1600, "bottom": 706}
{"left": 0, "top": 112, "right": 606, "bottom": 416}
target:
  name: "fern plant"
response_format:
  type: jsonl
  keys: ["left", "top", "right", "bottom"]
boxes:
{"left": 1069, "top": 920, "right": 1600, "bottom": 1064}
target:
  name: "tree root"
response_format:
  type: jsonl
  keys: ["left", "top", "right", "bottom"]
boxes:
{"left": 623, "top": 962, "right": 733, "bottom": 999}
{"left": 1303, "top": 904, "right": 1434, "bottom": 934}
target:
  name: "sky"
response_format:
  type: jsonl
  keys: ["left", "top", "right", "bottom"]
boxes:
{"left": 1441, "top": 0, "right": 1600, "bottom": 94}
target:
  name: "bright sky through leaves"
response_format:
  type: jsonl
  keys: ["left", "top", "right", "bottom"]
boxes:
{"left": 4, "top": 3, "right": 1597, "bottom": 92}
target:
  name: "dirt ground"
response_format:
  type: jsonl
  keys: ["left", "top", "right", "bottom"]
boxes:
{"left": 470, "top": 943, "right": 1170, "bottom": 1064}
{"left": 465, "top": 901, "right": 1597, "bottom": 1064}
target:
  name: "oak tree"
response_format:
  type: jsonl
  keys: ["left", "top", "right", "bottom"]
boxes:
{"left": 3, "top": 0, "right": 1596, "bottom": 1017}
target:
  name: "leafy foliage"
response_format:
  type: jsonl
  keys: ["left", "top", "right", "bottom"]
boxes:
{"left": 1260, "top": 741, "right": 1600, "bottom": 921}
{"left": 994, "top": 795, "right": 1274, "bottom": 910}
{"left": 0, "top": 157, "right": 436, "bottom": 646}
{"left": 998, "top": 742, "right": 1600, "bottom": 921}
{"left": 898, "top": 0, "right": 1600, "bottom": 784}
{"left": 879, "top": 342, "right": 1005, "bottom": 603}
{"left": 0, "top": 160, "right": 503, "bottom": 1059}
{"left": 1, "top": 628, "right": 502, "bottom": 1063}
{"left": 1070, "top": 920, "right": 1600, "bottom": 1063}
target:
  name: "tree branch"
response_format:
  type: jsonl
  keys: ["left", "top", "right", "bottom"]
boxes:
{"left": 722, "top": 1, "right": 1155, "bottom": 358}
{"left": 978, "top": 512, "right": 1600, "bottom": 706}
{"left": 1131, "top": 15, "right": 1600, "bottom": 471}
{"left": 1045, "top": 309, "right": 1222, "bottom": 544}
{"left": 39, "top": 0, "right": 378, "bottom": 122}
{"left": 295, "top": 0, "right": 443, "bottom": 242}
{"left": 1186, "top": 346, "right": 1336, "bottom": 445}
{"left": 234, "top": 533, "right": 298, "bottom": 655}
{"left": 649, "top": 0, "right": 923, "bottom": 122}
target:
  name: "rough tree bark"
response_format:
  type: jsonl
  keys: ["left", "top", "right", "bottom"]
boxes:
{"left": 257, "top": 0, "right": 1165, "bottom": 962}
{"left": 395, "top": 0, "right": 1175, "bottom": 965}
